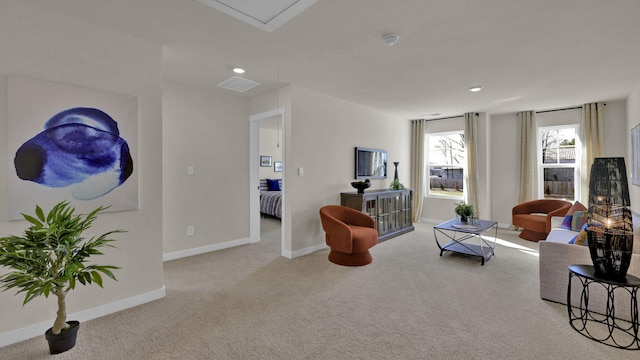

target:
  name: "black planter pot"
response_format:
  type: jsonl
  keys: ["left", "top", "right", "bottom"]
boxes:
{"left": 44, "top": 321, "right": 80, "bottom": 354}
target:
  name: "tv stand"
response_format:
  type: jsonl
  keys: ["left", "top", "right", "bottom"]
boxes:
{"left": 340, "top": 189, "right": 414, "bottom": 242}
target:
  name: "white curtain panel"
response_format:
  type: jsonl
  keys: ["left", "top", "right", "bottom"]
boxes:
{"left": 581, "top": 102, "right": 605, "bottom": 204}
{"left": 464, "top": 113, "right": 479, "bottom": 213}
{"left": 517, "top": 111, "right": 538, "bottom": 204}
{"left": 410, "top": 119, "right": 426, "bottom": 222}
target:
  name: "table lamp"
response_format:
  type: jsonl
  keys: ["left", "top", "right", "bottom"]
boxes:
{"left": 586, "top": 157, "right": 634, "bottom": 279}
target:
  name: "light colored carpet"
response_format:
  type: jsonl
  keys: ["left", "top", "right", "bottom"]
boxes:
{"left": 2, "top": 218, "right": 637, "bottom": 359}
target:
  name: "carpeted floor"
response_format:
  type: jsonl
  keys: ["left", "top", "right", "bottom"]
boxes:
{"left": 2, "top": 218, "right": 638, "bottom": 359}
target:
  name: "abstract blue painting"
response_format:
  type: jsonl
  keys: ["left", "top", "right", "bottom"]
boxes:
{"left": 8, "top": 77, "right": 138, "bottom": 220}
{"left": 14, "top": 107, "right": 133, "bottom": 200}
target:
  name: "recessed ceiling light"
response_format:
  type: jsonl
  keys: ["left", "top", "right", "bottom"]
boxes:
{"left": 233, "top": 67, "right": 245, "bottom": 74}
{"left": 469, "top": 86, "right": 483, "bottom": 92}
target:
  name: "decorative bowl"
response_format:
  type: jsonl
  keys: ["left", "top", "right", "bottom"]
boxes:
{"left": 351, "top": 181, "right": 371, "bottom": 194}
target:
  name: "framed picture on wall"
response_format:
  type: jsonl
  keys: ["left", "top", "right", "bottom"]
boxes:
{"left": 633, "top": 124, "right": 640, "bottom": 185}
{"left": 7, "top": 77, "right": 139, "bottom": 220}
{"left": 274, "top": 161, "right": 283, "bottom": 172}
{"left": 260, "top": 156, "right": 272, "bottom": 167}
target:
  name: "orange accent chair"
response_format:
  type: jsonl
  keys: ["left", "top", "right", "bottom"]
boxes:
{"left": 512, "top": 199, "right": 572, "bottom": 241}
{"left": 319, "top": 205, "right": 379, "bottom": 266}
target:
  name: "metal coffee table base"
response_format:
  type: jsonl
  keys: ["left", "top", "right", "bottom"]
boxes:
{"left": 434, "top": 219, "right": 498, "bottom": 265}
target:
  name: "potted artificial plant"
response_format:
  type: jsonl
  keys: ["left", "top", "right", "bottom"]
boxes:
{"left": 389, "top": 179, "right": 405, "bottom": 190}
{"left": 454, "top": 202, "right": 475, "bottom": 223}
{"left": 0, "top": 201, "right": 123, "bottom": 354}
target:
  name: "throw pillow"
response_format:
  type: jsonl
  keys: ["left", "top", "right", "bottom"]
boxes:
{"left": 570, "top": 210, "right": 586, "bottom": 231}
{"left": 571, "top": 222, "right": 589, "bottom": 245}
{"left": 561, "top": 201, "right": 587, "bottom": 230}
{"left": 560, "top": 215, "right": 573, "bottom": 230}
{"left": 266, "top": 179, "right": 281, "bottom": 191}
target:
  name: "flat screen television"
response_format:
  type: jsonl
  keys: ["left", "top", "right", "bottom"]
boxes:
{"left": 355, "top": 147, "right": 387, "bottom": 179}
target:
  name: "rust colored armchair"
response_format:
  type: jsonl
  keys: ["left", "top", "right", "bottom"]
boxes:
{"left": 512, "top": 199, "right": 572, "bottom": 241}
{"left": 319, "top": 205, "right": 378, "bottom": 266}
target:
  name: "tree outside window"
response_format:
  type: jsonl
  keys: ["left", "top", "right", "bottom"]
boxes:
{"left": 427, "top": 131, "right": 465, "bottom": 198}
{"left": 539, "top": 126, "right": 579, "bottom": 200}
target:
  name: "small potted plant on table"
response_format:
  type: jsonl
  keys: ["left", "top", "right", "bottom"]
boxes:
{"left": 454, "top": 202, "right": 475, "bottom": 223}
{"left": 390, "top": 179, "right": 405, "bottom": 190}
{"left": 0, "top": 201, "right": 123, "bottom": 354}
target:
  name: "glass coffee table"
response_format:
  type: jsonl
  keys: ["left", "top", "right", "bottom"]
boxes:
{"left": 433, "top": 218, "right": 498, "bottom": 265}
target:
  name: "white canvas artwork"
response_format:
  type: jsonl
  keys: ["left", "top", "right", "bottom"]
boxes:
{"left": 7, "top": 77, "right": 138, "bottom": 220}
{"left": 633, "top": 124, "right": 640, "bottom": 186}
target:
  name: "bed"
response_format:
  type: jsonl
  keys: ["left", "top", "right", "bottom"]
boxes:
{"left": 260, "top": 179, "right": 282, "bottom": 219}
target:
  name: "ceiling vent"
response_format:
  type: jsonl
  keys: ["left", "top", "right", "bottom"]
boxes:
{"left": 217, "top": 76, "right": 260, "bottom": 93}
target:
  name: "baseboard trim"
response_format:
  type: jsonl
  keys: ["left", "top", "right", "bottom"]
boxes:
{"left": 163, "top": 237, "right": 251, "bottom": 262}
{"left": 0, "top": 287, "right": 166, "bottom": 348}
{"left": 163, "top": 236, "right": 326, "bottom": 261}
{"left": 284, "top": 242, "right": 327, "bottom": 259}
{"left": 420, "top": 217, "right": 442, "bottom": 224}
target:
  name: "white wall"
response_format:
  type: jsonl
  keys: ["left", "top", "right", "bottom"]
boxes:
{"left": 0, "top": 1, "right": 164, "bottom": 344}
{"left": 627, "top": 81, "right": 640, "bottom": 213}
{"left": 162, "top": 81, "right": 250, "bottom": 258}
{"left": 289, "top": 86, "right": 410, "bottom": 252}
{"left": 490, "top": 112, "right": 520, "bottom": 226}
{"left": 250, "top": 85, "right": 410, "bottom": 254}
{"left": 259, "top": 124, "right": 283, "bottom": 180}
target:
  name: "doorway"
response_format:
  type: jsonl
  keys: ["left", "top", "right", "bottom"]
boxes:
{"left": 249, "top": 108, "right": 285, "bottom": 256}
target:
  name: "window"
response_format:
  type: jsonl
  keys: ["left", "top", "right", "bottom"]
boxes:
{"left": 426, "top": 131, "right": 465, "bottom": 198}
{"left": 538, "top": 125, "right": 580, "bottom": 201}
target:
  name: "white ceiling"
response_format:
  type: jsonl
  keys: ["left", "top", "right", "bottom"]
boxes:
{"left": 29, "top": 0, "right": 640, "bottom": 119}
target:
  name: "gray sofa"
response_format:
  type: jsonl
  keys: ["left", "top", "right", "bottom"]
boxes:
{"left": 539, "top": 215, "right": 640, "bottom": 321}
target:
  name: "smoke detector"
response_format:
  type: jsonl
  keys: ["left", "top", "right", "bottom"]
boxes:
{"left": 382, "top": 34, "right": 400, "bottom": 46}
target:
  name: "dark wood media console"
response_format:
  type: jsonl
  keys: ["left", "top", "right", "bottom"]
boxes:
{"left": 340, "top": 189, "right": 414, "bottom": 242}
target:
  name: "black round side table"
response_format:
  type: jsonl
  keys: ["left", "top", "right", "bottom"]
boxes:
{"left": 567, "top": 264, "right": 640, "bottom": 350}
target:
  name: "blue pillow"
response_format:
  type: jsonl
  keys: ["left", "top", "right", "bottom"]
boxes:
{"left": 266, "top": 179, "right": 281, "bottom": 191}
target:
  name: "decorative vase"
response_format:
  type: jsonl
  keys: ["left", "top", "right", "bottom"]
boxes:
{"left": 45, "top": 320, "right": 80, "bottom": 354}
{"left": 351, "top": 180, "right": 371, "bottom": 194}
{"left": 393, "top": 162, "right": 399, "bottom": 181}
{"left": 586, "top": 157, "right": 634, "bottom": 280}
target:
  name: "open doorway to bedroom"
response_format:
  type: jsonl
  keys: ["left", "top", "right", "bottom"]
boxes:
{"left": 249, "top": 108, "right": 285, "bottom": 256}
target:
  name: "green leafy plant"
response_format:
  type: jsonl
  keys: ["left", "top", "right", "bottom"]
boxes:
{"left": 0, "top": 201, "right": 123, "bottom": 335}
{"left": 454, "top": 202, "right": 475, "bottom": 222}
{"left": 390, "top": 179, "right": 405, "bottom": 190}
